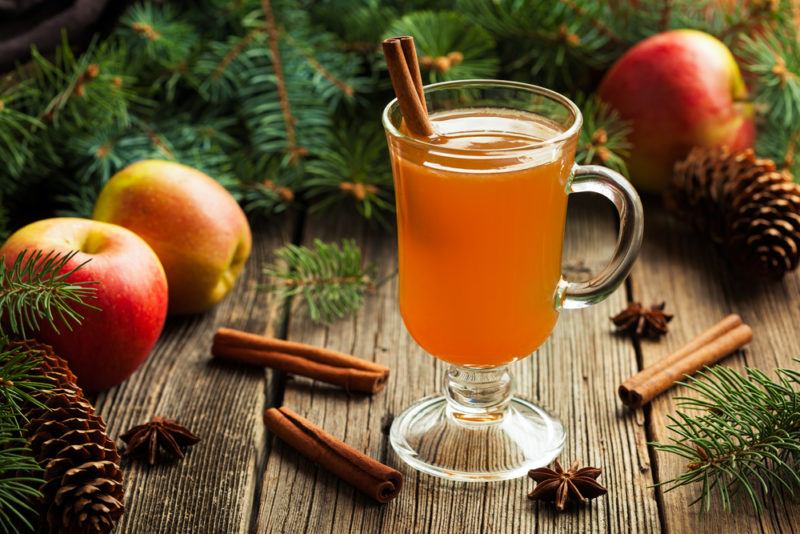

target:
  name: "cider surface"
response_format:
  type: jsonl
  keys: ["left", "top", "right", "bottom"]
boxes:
{"left": 392, "top": 109, "right": 574, "bottom": 366}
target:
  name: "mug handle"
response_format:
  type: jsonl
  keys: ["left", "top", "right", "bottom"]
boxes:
{"left": 558, "top": 164, "right": 644, "bottom": 310}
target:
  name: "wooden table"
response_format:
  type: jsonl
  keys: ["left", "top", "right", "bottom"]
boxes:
{"left": 95, "top": 197, "right": 800, "bottom": 533}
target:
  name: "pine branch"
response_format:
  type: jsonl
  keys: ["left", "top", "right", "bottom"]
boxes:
{"left": 653, "top": 363, "right": 800, "bottom": 513}
{"left": 459, "top": 0, "right": 621, "bottom": 89}
{"left": 120, "top": 2, "right": 198, "bottom": 70}
{"left": 0, "top": 250, "right": 99, "bottom": 338}
{"left": 667, "top": 0, "right": 789, "bottom": 45}
{"left": 739, "top": 29, "right": 800, "bottom": 130}
{"left": 559, "top": 0, "right": 624, "bottom": 46}
{"left": 304, "top": 121, "right": 394, "bottom": 225}
{"left": 232, "top": 152, "right": 299, "bottom": 216}
{"left": 0, "top": 356, "right": 44, "bottom": 533}
{"left": 309, "top": 1, "right": 398, "bottom": 50}
{"left": 755, "top": 120, "right": 800, "bottom": 177}
{"left": 0, "top": 423, "right": 42, "bottom": 533}
{"left": 284, "top": 33, "right": 354, "bottom": 98}
{"left": 27, "top": 35, "right": 133, "bottom": 130}
{"left": 0, "top": 78, "right": 41, "bottom": 186}
{"left": 264, "top": 239, "right": 373, "bottom": 324}
{"left": 212, "top": 29, "right": 263, "bottom": 82}
{"left": 261, "top": 0, "right": 303, "bottom": 163}
{"left": 0, "top": 345, "right": 52, "bottom": 429}
{"left": 385, "top": 10, "right": 499, "bottom": 83}
{"left": 194, "top": 30, "right": 267, "bottom": 102}
{"left": 576, "top": 95, "right": 632, "bottom": 176}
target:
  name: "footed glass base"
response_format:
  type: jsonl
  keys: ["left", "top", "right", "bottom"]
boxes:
{"left": 390, "top": 395, "right": 565, "bottom": 482}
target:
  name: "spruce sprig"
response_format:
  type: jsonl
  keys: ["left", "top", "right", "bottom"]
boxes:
{"left": 305, "top": 121, "right": 394, "bottom": 224}
{"left": 653, "top": 363, "right": 800, "bottom": 513}
{"left": 739, "top": 30, "right": 800, "bottom": 130}
{"left": 264, "top": 239, "right": 373, "bottom": 323}
{"left": 0, "top": 79, "right": 42, "bottom": 186}
{"left": 0, "top": 250, "right": 99, "bottom": 337}
{"left": 0, "top": 345, "right": 51, "bottom": 429}
{"left": 385, "top": 10, "right": 499, "bottom": 83}
{"left": 0, "top": 424, "right": 43, "bottom": 533}
{"left": 576, "top": 95, "right": 632, "bottom": 176}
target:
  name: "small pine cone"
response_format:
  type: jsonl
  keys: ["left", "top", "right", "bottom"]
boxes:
{"left": 669, "top": 147, "right": 800, "bottom": 279}
{"left": 8, "top": 340, "right": 124, "bottom": 533}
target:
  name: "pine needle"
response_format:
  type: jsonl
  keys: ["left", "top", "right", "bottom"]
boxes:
{"left": 739, "top": 30, "right": 800, "bottom": 130}
{"left": 575, "top": 94, "right": 632, "bottom": 177}
{"left": 0, "top": 249, "right": 99, "bottom": 337}
{"left": 264, "top": 239, "right": 373, "bottom": 324}
{"left": 305, "top": 121, "right": 394, "bottom": 225}
{"left": 384, "top": 10, "right": 499, "bottom": 83}
{"left": 0, "top": 424, "right": 42, "bottom": 533}
{"left": 652, "top": 363, "right": 800, "bottom": 513}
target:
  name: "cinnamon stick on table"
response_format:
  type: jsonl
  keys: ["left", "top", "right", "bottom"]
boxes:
{"left": 619, "top": 314, "right": 753, "bottom": 408}
{"left": 212, "top": 327, "right": 389, "bottom": 394}
{"left": 264, "top": 406, "right": 403, "bottom": 503}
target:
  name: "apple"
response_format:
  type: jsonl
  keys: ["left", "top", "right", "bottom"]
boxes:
{"left": 598, "top": 30, "right": 755, "bottom": 192}
{"left": 0, "top": 218, "right": 168, "bottom": 391}
{"left": 93, "top": 160, "right": 252, "bottom": 315}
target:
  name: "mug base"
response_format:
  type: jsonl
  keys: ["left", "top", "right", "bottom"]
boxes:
{"left": 390, "top": 395, "right": 565, "bottom": 482}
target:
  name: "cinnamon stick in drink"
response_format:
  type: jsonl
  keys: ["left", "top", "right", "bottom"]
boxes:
{"left": 619, "top": 316, "right": 753, "bottom": 408}
{"left": 264, "top": 406, "right": 403, "bottom": 503}
{"left": 398, "top": 36, "right": 426, "bottom": 112}
{"left": 212, "top": 327, "right": 389, "bottom": 393}
{"left": 382, "top": 36, "right": 433, "bottom": 137}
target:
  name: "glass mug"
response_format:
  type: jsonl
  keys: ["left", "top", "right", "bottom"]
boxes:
{"left": 383, "top": 80, "right": 643, "bottom": 481}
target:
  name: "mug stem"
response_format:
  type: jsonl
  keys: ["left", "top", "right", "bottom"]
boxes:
{"left": 445, "top": 364, "right": 512, "bottom": 424}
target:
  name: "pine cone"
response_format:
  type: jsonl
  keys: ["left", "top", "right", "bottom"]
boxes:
{"left": 669, "top": 147, "right": 800, "bottom": 279}
{"left": 8, "top": 340, "right": 124, "bottom": 534}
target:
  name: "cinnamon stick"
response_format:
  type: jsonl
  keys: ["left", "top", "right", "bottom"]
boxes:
{"left": 622, "top": 314, "right": 743, "bottom": 391}
{"left": 619, "top": 317, "right": 753, "bottom": 408}
{"left": 382, "top": 36, "right": 433, "bottom": 137}
{"left": 212, "top": 327, "right": 389, "bottom": 393}
{"left": 264, "top": 406, "right": 403, "bottom": 503}
{"left": 398, "top": 36, "right": 426, "bottom": 113}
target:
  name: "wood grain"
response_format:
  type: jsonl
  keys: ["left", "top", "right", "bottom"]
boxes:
{"left": 630, "top": 202, "right": 800, "bottom": 533}
{"left": 94, "top": 219, "right": 293, "bottom": 534}
{"left": 255, "top": 198, "right": 661, "bottom": 533}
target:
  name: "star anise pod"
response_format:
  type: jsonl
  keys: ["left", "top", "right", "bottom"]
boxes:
{"left": 120, "top": 416, "right": 200, "bottom": 466}
{"left": 527, "top": 459, "right": 607, "bottom": 511}
{"left": 611, "top": 301, "right": 673, "bottom": 339}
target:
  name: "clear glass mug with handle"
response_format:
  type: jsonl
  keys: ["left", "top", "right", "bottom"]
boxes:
{"left": 382, "top": 80, "right": 643, "bottom": 481}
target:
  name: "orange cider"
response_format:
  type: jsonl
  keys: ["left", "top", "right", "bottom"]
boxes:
{"left": 388, "top": 109, "right": 576, "bottom": 366}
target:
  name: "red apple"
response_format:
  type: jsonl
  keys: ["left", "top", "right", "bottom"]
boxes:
{"left": 598, "top": 30, "right": 755, "bottom": 192}
{"left": 0, "top": 218, "right": 168, "bottom": 391}
{"left": 93, "top": 160, "right": 252, "bottom": 315}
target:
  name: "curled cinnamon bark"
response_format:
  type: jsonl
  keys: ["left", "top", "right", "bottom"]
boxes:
{"left": 619, "top": 315, "right": 753, "bottom": 408}
{"left": 264, "top": 406, "right": 402, "bottom": 503}
{"left": 212, "top": 327, "right": 389, "bottom": 394}
{"left": 382, "top": 36, "right": 433, "bottom": 137}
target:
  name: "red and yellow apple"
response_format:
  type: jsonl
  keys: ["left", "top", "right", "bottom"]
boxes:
{"left": 93, "top": 160, "right": 252, "bottom": 315}
{"left": 0, "top": 218, "right": 168, "bottom": 391}
{"left": 598, "top": 30, "right": 755, "bottom": 192}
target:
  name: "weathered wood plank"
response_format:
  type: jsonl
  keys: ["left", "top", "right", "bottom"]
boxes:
{"left": 256, "top": 198, "right": 660, "bottom": 533}
{"left": 630, "top": 203, "right": 800, "bottom": 533}
{"left": 94, "top": 218, "right": 293, "bottom": 533}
